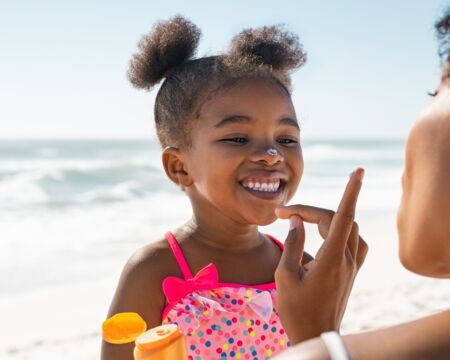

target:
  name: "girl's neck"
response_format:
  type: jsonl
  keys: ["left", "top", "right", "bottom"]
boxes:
{"left": 180, "top": 214, "right": 265, "bottom": 253}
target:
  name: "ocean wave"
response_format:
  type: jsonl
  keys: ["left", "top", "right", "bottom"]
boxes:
{"left": 0, "top": 156, "right": 162, "bottom": 173}
{"left": 0, "top": 171, "right": 50, "bottom": 205}
{"left": 75, "top": 181, "right": 147, "bottom": 204}
{"left": 0, "top": 163, "right": 167, "bottom": 208}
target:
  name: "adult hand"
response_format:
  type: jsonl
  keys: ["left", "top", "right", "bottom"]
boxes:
{"left": 274, "top": 168, "right": 368, "bottom": 345}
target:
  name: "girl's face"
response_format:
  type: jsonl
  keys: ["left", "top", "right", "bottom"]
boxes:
{"left": 183, "top": 77, "right": 304, "bottom": 225}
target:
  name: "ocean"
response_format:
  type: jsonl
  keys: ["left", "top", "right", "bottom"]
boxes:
{"left": 0, "top": 138, "right": 405, "bottom": 296}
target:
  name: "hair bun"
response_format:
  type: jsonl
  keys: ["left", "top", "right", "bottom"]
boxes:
{"left": 228, "top": 25, "right": 306, "bottom": 71}
{"left": 128, "top": 16, "right": 201, "bottom": 90}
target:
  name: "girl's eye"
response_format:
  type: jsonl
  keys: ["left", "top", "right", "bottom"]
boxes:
{"left": 427, "top": 90, "right": 438, "bottom": 97}
{"left": 222, "top": 137, "right": 248, "bottom": 143}
{"left": 277, "top": 138, "right": 298, "bottom": 145}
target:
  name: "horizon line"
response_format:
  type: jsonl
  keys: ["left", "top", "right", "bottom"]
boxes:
{"left": 0, "top": 135, "right": 408, "bottom": 141}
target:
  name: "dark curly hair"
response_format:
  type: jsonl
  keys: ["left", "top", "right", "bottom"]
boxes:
{"left": 128, "top": 16, "right": 306, "bottom": 148}
{"left": 436, "top": 7, "right": 450, "bottom": 63}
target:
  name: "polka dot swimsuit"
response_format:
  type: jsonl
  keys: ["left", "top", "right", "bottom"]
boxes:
{"left": 161, "top": 232, "right": 291, "bottom": 360}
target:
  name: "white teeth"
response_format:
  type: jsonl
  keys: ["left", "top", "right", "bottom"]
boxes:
{"left": 242, "top": 179, "right": 282, "bottom": 192}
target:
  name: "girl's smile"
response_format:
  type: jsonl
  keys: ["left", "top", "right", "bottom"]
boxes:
{"left": 183, "top": 77, "right": 304, "bottom": 226}
{"left": 239, "top": 172, "right": 286, "bottom": 199}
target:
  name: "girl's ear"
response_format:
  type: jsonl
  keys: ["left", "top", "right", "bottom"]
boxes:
{"left": 162, "top": 147, "right": 194, "bottom": 189}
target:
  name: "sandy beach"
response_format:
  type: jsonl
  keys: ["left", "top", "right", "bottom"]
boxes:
{"left": 2, "top": 211, "right": 449, "bottom": 359}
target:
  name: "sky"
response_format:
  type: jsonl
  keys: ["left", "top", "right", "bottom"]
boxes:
{"left": 0, "top": 0, "right": 448, "bottom": 139}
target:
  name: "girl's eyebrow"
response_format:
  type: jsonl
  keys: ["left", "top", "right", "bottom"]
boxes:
{"left": 214, "top": 115, "right": 251, "bottom": 128}
{"left": 215, "top": 115, "right": 299, "bottom": 129}
{"left": 280, "top": 117, "right": 300, "bottom": 130}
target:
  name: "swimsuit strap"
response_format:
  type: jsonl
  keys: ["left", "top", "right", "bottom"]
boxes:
{"left": 265, "top": 234, "right": 285, "bottom": 251}
{"left": 165, "top": 232, "right": 284, "bottom": 280}
{"left": 165, "top": 232, "right": 194, "bottom": 279}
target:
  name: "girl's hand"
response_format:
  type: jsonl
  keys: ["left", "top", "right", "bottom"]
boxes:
{"left": 274, "top": 168, "right": 368, "bottom": 345}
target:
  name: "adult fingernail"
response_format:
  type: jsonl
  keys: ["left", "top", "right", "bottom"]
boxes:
{"left": 355, "top": 167, "right": 365, "bottom": 181}
{"left": 289, "top": 215, "right": 300, "bottom": 230}
{"left": 350, "top": 168, "right": 365, "bottom": 181}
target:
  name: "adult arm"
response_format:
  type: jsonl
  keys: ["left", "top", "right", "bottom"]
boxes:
{"left": 274, "top": 309, "right": 450, "bottom": 360}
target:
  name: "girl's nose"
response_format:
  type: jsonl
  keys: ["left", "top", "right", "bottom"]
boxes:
{"left": 250, "top": 145, "right": 283, "bottom": 166}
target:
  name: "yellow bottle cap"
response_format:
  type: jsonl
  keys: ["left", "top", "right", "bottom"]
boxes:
{"left": 102, "top": 312, "right": 147, "bottom": 344}
{"left": 135, "top": 324, "right": 183, "bottom": 351}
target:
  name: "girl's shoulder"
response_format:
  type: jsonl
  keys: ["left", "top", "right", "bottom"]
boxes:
{"left": 124, "top": 237, "right": 184, "bottom": 282}
{"left": 106, "top": 237, "right": 183, "bottom": 328}
{"left": 103, "top": 238, "right": 182, "bottom": 357}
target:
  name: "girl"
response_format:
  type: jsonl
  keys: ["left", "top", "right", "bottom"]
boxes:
{"left": 102, "top": 16, "right": 366, "bottom": 360}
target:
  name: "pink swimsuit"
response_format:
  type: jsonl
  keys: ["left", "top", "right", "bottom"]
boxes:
{"left": 161, "top": 232, "right": 291, "bottom": 360}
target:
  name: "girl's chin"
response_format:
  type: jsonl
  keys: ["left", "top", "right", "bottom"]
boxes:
{"left": 242, "top": 201, "right": 290, "bottom": 225}
{"left": 248, "top": 213, "right": 278, "bottom": 226}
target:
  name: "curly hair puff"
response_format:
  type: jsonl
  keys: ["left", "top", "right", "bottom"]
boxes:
{"left": 128, "top": 16, "right": 306, "bottom": 148}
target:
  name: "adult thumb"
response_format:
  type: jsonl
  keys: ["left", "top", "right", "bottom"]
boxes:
{"left": 278, "top": 215, "right": 305, "bottom": 275}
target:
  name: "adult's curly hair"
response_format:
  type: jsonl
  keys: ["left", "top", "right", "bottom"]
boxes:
{"left": 435, "top": 6, "right": 450, "bottom": 61}
{"left": 128, "top": 16, "right": 306, "bottom": 148}
{"left": 436, "top": 7, "right": 450, "bottom": 62}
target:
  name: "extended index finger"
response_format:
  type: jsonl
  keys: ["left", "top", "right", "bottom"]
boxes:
{"left": 326, "top": 168, "right": 364, "bottom": 251}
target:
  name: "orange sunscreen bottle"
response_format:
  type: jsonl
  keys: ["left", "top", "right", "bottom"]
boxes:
{"left": 134, "top": 324, "right": 187, "bottom": 360}
{"left": 102, "top": 312, "right": 187, "bottom": 360}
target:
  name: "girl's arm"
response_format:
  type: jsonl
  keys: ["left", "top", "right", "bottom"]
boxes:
{"left": 397, "top": 88, "right": 450, "bottom": 277}
{"left": 101, "top": 244, "right": 168, "bottom": 360}
{"left": 274, "top": 309, "right": 450, "bottom": 360}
